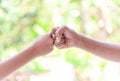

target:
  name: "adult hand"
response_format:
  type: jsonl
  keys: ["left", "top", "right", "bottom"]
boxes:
{"left": 54, "top": 26, "right": 81, "bottom": 49}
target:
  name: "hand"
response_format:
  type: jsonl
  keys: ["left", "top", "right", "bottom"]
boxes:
{"left": 30, "top": 32, "right": 54, "bottom": 57}
{"left": 54, "top": 26, "right": 81, "bottom": 49}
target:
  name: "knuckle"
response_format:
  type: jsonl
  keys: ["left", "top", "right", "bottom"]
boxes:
{"left": 62, "top": 25, "right": 68, "bottom": 30}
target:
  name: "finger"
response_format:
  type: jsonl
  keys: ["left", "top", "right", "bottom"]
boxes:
{"left": 50, "top": 27, "right": 59, "bottom": 39}
{"left": 55, "top": 44, "right": 66, "bottom": 49}
{"left": 51, "top": 27, "right": 59, "bottom": 34}
{"left": 55, "top": 26, "right": 66, "bottom": 43}
{"left": 55, "top": 26, "right": 65, "bottom": 37}
{"left": 56, "top": 37, "right": 62, "bottom": 43}
{"left": 55, "top": 37, "right": 65, "bottom": 45}
{"left": 46, "top": 33, "right": 54, "bottom": 45}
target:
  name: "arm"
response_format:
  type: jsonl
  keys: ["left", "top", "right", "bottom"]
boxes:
{"left": 76, "top": 35, "right": 120, "bottom": 62}
{"left": 0, "top": 46, "right": 36, "bottom": 80}
{"left": 54, "top": 26, "right": 120, "bottom": 62}
{"left": 0, "top": 33, "right": 54, "bottom": 80}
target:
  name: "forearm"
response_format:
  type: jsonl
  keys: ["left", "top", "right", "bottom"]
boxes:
{"left": 0, "top": 46, "right": 37, "bottom": 80}
{"left": 0, "top": 33, "right": 53, "bottom": 80}
{"left": 76, "top": 35, "right": 120, "bottom": 62}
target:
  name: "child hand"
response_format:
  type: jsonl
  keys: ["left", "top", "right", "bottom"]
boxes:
{"left": 30, "top": 33, "right": 54, "bottom": 57}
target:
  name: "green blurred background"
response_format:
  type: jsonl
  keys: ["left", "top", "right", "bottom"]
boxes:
{"left": 0, "top": 0, "right": 120, "bottom": 81}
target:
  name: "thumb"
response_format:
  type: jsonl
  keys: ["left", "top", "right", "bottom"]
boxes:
{"left": 55, "top": 26, "right": 66, "bottom": 43}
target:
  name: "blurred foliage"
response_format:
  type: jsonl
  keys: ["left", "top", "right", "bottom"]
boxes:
{"left": 0, "top": 0, "right": 120, "bottom": 81}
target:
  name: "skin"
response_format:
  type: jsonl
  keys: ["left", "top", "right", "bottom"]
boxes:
{"left": 54, "top": 26, "right": 120, "bottom": 62}
{"left": 1, "top": 26, "right": 120, "bottom": 80}
{"left": 0, "top": 32, "right": 54, "bottom": 80}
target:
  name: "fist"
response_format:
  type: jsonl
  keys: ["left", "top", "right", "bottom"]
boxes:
{"left": 52, "top": 26, "right": 80, "bottom": 49}
{"left": 31, "top": 33, "right": 54, "bottom": 56}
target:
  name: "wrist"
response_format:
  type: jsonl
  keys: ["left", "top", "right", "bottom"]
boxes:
{"left": 74, "top": 34, "right": 85, "bottom": 48}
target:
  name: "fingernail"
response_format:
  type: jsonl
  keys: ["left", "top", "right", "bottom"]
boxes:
{"left": 56, "top": 37, "right": 61, "bottom": 43}
{"left": 52, "top": 34, "right": 55, "bottom": 39}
